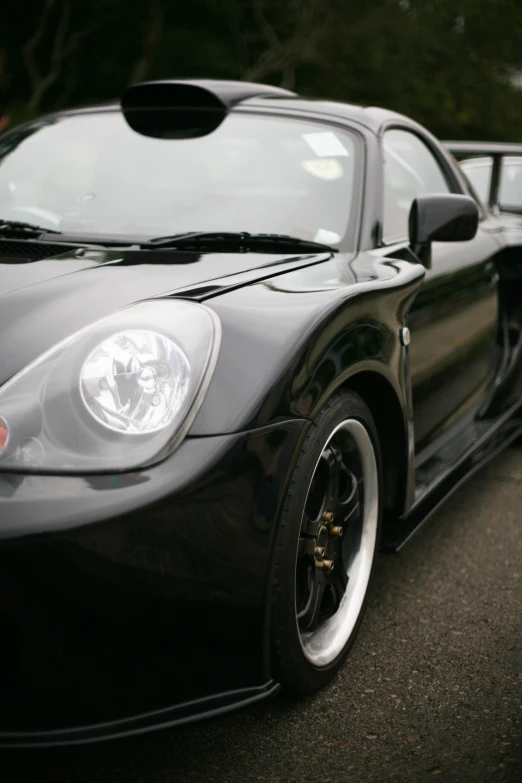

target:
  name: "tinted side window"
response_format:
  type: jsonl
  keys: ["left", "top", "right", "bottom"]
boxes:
{"left": 383, "top": 129, "right": 450, "bottom": 241}
{"left": 499, "top": 157, "right": 522, "bottom": 211}
{"left": 459, "top": 157, "right": 493, "bottom": 206}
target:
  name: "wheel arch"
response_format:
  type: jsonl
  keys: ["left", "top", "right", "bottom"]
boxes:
{"left": 262, "top": 364, "right": 410, "bottom": 678}
{"left": 337, "top": 369, "right": 409, "bottom": 529}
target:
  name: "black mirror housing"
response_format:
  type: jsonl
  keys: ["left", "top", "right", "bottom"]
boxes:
{"left": 409, "top": 194, "right": 479, "bottom": 268}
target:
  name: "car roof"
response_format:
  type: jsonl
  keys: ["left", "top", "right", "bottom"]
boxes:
{"left": 444, "top": 140, "right": 522, "bottom": 156}
{"left": 460, "top": 155, "right": 522, "bottom": 165}
{"left": 36, "top": 79, "right": 416, "bottom": 136}
{"left": 242, "top": 95, "right": 412, "bottom": 134}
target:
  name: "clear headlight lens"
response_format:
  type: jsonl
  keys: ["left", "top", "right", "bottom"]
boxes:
{"left": 81, "top": 330, "right": 190, "bottom": 434}
{"left": 0, "top": 300, "right": 220, "bottom": 473}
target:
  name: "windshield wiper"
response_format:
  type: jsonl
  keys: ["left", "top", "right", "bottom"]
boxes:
{"left": 143, "top": 231, "right": 338, "bottom": 253}
{"left": 0, "top": 219, "right": 62, "bottom": 237}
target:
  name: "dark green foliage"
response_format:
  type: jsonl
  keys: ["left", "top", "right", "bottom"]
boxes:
{"left": 2, "top": 0, "right": 522, "bottom": 139}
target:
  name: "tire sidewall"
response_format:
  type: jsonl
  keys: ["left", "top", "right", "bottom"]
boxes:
{"left": 270, "top": 391, "right": 383, "bottom": 695}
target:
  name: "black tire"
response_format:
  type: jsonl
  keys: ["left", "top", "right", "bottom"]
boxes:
{"left": 270, "top": 391, "right": 382, "bottom": 695}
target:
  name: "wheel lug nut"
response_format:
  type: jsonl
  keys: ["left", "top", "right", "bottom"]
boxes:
{"left": 322, "top": 511, "right": 334, "bottom": 524}
{"left": 330, "top": 526, "right": 343, "bottom": 537}
{"left": 314, "top": 546, "right": 325, "bottom": 558}
{"left": 316, "top": 559, "right": 335, "bottom": 572}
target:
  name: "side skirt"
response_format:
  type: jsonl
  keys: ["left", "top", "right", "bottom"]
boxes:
{"left": 382, "top": 401, "right": 522, "bottom": 552}
{"left": 0, "top": 682, "right": 281, "bottom": 748}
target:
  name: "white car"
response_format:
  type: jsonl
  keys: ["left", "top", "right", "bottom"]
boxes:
{"left": 445, "top": 141, "right": 522, "bottom": 216}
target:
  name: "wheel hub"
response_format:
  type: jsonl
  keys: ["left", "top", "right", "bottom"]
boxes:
{"left": 313, "top": 520, "right": 339, "bottom": 572}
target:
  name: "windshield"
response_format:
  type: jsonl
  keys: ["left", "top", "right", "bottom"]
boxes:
{"left": 0, "top": 111, "right": 359, "bottom": 247}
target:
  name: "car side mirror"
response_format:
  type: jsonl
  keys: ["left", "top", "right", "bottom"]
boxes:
{"left": 409, "top": 194, "right": 479, "bottom": 269}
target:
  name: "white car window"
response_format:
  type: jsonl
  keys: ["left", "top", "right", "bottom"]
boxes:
{"left": 459, "top": 157, "right": 493, "bottom": 206}
{"left": 499, "top": 157, "right": 522, "bottom": 211}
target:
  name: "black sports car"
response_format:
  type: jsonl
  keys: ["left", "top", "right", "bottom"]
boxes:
{"left": 1, "top": 80, "right": 521, "bottom": 746}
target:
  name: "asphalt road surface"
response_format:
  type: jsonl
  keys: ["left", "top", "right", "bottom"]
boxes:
{"left": 2, "top": 446, "right": 521, "bottom": 783}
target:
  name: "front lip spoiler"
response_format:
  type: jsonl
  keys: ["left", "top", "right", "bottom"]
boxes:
{"left": 0, "top": 681, "right": 281, "bottom": 748}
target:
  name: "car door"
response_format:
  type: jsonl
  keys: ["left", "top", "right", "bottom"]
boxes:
{"left": 382, "top": 128, "right": 501, "bottom": 455}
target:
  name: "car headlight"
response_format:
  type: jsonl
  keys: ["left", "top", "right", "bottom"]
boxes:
{"left": 0, "top": 300, "right": 220, "bottom": 473}
{"left": 80, "top": 330, "right": 191, "bottom": 434}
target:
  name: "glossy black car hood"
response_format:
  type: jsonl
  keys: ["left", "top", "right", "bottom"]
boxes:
{"left": 0, "top": 246, "right": 329, "bottom": 385}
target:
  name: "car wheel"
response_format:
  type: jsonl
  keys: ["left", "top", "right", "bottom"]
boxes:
{"left": 271, "top": 391, "right": 382, "bottom": 695}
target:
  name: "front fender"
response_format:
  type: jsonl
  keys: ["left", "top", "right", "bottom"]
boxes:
{"left": 190, "top": 252, "right": 423, "bottom": 435}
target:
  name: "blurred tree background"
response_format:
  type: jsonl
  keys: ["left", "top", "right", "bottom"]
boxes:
{"left": 2, "top": 0, "right": 522, "bottom": 139}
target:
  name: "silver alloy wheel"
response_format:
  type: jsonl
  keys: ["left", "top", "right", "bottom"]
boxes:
{"left": 295, "top": 419, "right": 379, "bottom": 667}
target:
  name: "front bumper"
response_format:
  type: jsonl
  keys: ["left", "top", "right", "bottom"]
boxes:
{"left": 0, "top": 420, "right": 305, "bottom": 746}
